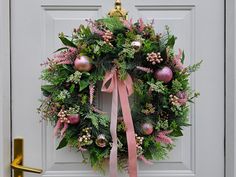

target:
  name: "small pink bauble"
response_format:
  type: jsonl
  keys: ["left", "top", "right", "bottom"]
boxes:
{"left": 142, "top": 123, "right": 154, "bottom": 135}
{"left": 154, "top": 66, "right": 173, "bottom": 83}
{"left": 74, "top": 56, "right": 92, "bottom": 72}
{"left": 67, "top": 114, "right": 80, "bottom": 124}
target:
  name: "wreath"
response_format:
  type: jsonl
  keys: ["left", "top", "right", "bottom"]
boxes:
{"left": 38, "top": 17, "right": 201, "bottom": 175}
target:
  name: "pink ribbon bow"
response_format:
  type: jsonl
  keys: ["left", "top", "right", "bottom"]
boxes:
{"left": 54, "top": 113, "right": 80, "bottom": 137}
{"left": 101, "top": 68, "right": 137, "bottom": 177}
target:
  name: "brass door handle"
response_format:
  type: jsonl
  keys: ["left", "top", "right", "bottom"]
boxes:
{"left": 11, "top": 138, "right": 43, "bottom": 177}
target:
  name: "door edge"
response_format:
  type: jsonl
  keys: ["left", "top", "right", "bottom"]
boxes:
{"left": 0, "top": 0, "right": 11, "bottom": 176}
{"left": 226, "top": 0, "right": 236, "bottom": 177}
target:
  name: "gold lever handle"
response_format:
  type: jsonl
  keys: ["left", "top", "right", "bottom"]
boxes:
{"left": 11, "top": 138, "right": 43, "bottom": 177}
{"left": 11, "top": 155, "right": 42, "bottom": 174}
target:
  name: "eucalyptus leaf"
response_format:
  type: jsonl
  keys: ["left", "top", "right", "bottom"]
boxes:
{"left": 56, "top": 137, "right": 68, "bottom": 150}
{"left": 53, "top": 47, "right": 68, "bottom": 53}
{"left": 70, "top": 84, "right": 75, "bottom": 93}
{"left": 59, "top": 36, "right": 77, "bottom": 48}
{"left": 79, "top": 80, "right": 90, "bottom": 91}
{"left": 167, "top": 35, "right": 176, "bottom": 48}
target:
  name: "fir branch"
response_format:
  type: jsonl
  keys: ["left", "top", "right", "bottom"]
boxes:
{"left": 147, "top": 81, "right": 168, "bottom": 94}
{"left": 187, "top": 60, "right": 203, "bottom": 73}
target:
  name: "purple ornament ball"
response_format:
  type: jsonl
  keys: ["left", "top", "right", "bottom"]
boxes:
{"left": 154, "top": 66, "right": 173, "bottom": 83}
{"left": 74, "top": 56, "right": 92, "bottom": 72}
{"left": 142, "top": 123, "right": 154, "bottom": 135}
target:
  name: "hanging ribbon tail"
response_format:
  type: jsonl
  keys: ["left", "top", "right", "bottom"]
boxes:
{"left": 118, "top": 79, "right": 137, "bottom": 177}
{"left": 101, "top": 69, "right": 118, "bottom": 177}
{"left": 60, "top": 123, "right": 68, "bottom": 137}
{"left": 54, "top": 119, "right": 62, "bottom": 137}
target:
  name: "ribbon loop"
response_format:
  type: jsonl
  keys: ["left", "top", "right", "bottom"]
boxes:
{"left": 101, "top": 68, "right": 117, "bottom": 93}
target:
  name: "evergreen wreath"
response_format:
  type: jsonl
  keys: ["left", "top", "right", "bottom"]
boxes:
{"left": 38, "top": 17, "right": 201, "bottom": 173}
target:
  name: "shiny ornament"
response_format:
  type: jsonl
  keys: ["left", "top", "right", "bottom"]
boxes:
{"left": 154, "top": 66, "right": 173, "bottom": 83}
{"left": 74, "top": 56, "right": 92, "bottom": 72}
{"left": 95, "top": 134, "right": 107, "bottom": 148}
{"left": 141, "top": 123, "right": 154, "bottom": 135}
{"left": 131, "top": 41, "right": 141, "bottom": 50}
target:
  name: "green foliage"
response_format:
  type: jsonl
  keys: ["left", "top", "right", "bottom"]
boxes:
{"left": 171, "top": 79, "right": 183, "bottom": 93}
{"left": 147, "top": 80, "right": 168, "bottom": 94}
{"left": 85, "top": 112, "right": 109, "bottom": 129}
{"left": 59, "top": 33, "right": 77, "bottom": 48}
{"left": 88, "top": 146, "right": 110, "bottom": 172}
{"left": 41, "top": 85, "right": 55, "bottom": 96}
{"left": 142, "top": 40, "right": 158, "bottom": 53}
{"left": 143, "top": 137, "right": 169, "bottom": 160}
{"left": 98, "top": 17, "right": 124, "bottom": 32}
{"left": 155, "top": 119, "right": 169, "bottom": 131}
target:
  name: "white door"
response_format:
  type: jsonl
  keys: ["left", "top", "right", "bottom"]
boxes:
{"left": 11, "top": 0, "right": 224, "bottom": 177}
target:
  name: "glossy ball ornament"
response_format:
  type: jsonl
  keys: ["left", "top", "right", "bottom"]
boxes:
{"left": 131, "top": 41, "right": 141, "bottom": 50}
{"left": 74, "top": 56, "right": 92, "bottom": 72}
{"left": 95, "top": 134, "right": 107, "bottom": 148}
{"left": 154, "top": 66, "right": 173, "bottom": 83}
{"left": 141, "top": 123, "right": 154, "bottom": 135}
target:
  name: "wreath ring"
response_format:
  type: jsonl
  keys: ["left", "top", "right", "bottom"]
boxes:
{"left": 39, "top": 17, "right": 201, "bottom": 176}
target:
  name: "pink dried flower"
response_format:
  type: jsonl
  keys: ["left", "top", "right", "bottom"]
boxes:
{"left": 136, "top": 66, "right": 153, "bottom": 73}
{"left": 102, "top": 30, "right": 113, "bottom": 43}
{"left": 89, "top": 83, "right": 95, "bottom": 105}
{"left": 173, "top": 49, "right": 184, "bottom": 70}
{"left": 138, "top": 155, "right": 153, "bottom": 165}
{"left": 156, "top": 130, "right": 173, "bottom": 144}
{"left": 92, "top": 26, "right": 105, "bottom": 36}
{"left": 138, "top": 18, "right": 145, "bottom": 32}
{"left": 40, "top": 58, "right": 53, "bottom": 67}
{"left": 123, "top": 18, "right": 133, "bottom": 31}
{"left": 86, "top": 18, "right": 105, "bottom": 36}
{"left": 78, "top": 147, "right": 87, "bottom": 152}
{"left": 53, "top": 47, "right": 78, "bottom": 65}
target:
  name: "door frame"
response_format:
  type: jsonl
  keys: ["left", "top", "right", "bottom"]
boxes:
{"left": 0, "top": 0, "right": 235, "bottom": 176}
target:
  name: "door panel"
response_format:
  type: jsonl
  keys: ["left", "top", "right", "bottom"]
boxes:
{"left": 11, "top": 0, "right": 224, "bottom": 177}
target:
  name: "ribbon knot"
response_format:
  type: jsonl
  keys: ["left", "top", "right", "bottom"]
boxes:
{"left": 101, "top": 68, "right": 137, "bottom": 177}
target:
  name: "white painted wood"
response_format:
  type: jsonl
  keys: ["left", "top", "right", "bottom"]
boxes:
{"left": 0, "top": 0, "right": 11, "bottom": 177}
{"left": 10, "top": 0, "right": 224, "bottom": 177}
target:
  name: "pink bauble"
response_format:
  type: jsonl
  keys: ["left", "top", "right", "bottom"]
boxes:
{"left": 74, "top": 56, "right": 92, "bottom": 72}
{"left": 67, "top": 114, "right": 80, "bottom": 124}
{"left": 154, "top": 66, "right": 173, "bottom": 83}
{"left": 142, "top": 123, "right": 154, "bottom": 135}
